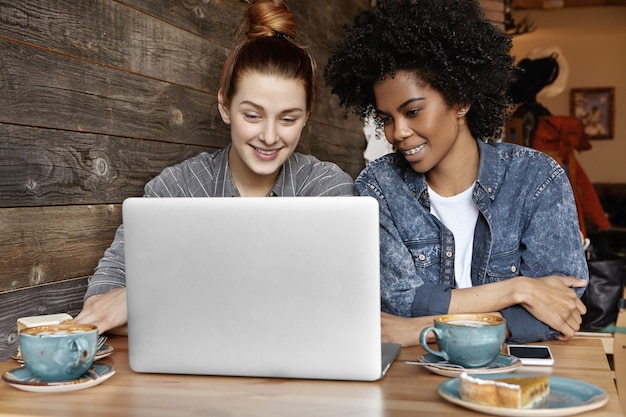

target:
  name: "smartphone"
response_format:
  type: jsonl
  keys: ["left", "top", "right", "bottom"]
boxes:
{"left": 507, "top": 345, "right": 555, "bottom": 366}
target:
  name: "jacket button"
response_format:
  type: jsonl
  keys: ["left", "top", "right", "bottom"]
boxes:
{"left": 511, "top": 266, "right": 517, "bottom": 273}
{"left": 446, "top": 251, "right": 453, "bottom": 258}
{"left": 419, "top": 254, "right": 426, "bottom": 261}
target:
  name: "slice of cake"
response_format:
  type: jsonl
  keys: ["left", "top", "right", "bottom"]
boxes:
{"left": 16, "top": 313, "right": 74, "bottom": 358}
{"left": 459, "top": 372, "right": 549, "bottom": 408}
{"left": 17, "top": 313, "right": 74, "bottom": 333}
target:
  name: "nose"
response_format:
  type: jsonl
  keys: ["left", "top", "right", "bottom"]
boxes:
{"left": 260, "top": 122, "right": 279, "bottom": 145}
{"left": 391, "top": 119, "right": 412, "bottom": 144}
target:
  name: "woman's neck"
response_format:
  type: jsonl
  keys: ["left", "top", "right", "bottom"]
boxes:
{"left": 426, "top": 136, "right": 479, "bottom": 197}
{"left": 228, "top": 149, "right": 278, "bottom": 197}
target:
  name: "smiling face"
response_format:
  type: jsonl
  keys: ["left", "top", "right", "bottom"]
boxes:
{"left": 373, "top": 71, "right": 473, "bottom": 176}
{"left": 218, "top": 72, "right": 308, "bottom": 194}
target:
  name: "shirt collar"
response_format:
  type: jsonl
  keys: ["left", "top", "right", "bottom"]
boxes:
{"left": 222, "top": 144, "right": 294, "bottom": 197}
{"left": 404, "top": 139, "right": 500, "bottom": 202}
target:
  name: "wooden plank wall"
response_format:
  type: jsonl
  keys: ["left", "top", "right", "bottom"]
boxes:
{"left": 0, "top": 0, "right": 369, "bottom": 360}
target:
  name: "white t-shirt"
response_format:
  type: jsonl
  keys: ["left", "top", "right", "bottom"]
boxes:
{"left": 428, "top": 184, "right": 479, "bottom": 289}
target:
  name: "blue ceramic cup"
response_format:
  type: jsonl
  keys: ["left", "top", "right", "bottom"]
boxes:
{"left": 19, "top": 323, "right": 98, "bottom": 381}
{"left": 419, "top": 314, "right": 506, "bottom": 368}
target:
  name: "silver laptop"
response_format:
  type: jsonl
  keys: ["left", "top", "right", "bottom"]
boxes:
{"left": 123, "top": 196, "right": 400, "bottom": 381}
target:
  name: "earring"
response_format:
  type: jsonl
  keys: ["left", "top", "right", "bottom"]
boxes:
{"left": 457, "top": 109, "right": 468, "bottom": 117}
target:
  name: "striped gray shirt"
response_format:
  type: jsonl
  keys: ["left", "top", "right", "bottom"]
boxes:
{"left": 84, "top": 146, "right": 356, "bottom": 299}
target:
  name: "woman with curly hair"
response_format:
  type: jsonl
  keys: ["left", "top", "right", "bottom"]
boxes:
{"left": 325, "top": 0, "right": 588, "bottom": 346}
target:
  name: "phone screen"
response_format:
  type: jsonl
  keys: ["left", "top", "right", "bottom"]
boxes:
{"left": 508, "top": 346, "right": 552, "bottom": 359}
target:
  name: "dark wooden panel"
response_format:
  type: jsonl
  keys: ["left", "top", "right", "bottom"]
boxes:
{"left": 287, "top": 1, "right": 370, "bottom": 47}
{"left": 298, "top": 123, "right": 365, "bottom": 179}
{"left": 0, "top": 0, "right": 229, "bottom": 93}
{"left": 0, "top": 39, "right": 222, "bottom": 145}
{"left": 116, "top": 0, "right": 245, "bottom": 47}
{"left": 0, "top": 278, "right": 88, "bottom": 361}
{"left": 0, "top": 124, "right": 219, "bottom": 207}
{"left": 113, "top": 0, "right": 369, "bottom": 131}
{"left": 117, "top": 0, "right": 372, "bottom": 49}
{"left": 0, "top": 0, "right": 371, "bottom": 327}
{"left": 0, "top": 1, "right": 364, "bottom": 132}
{"left": 0, "top": 205, "right": 121, "bottom": 291}
{"left": 286, "top": 0, "right": 371, "bottom": 132}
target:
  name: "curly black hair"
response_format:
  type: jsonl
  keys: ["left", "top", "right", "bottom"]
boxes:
{"left": 324, "top": 0, "right": 515, "bottom": 142}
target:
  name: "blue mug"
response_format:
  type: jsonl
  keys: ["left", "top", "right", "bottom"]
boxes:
{"left": 419, "top": 314, "right": 506, "bottom": 368}
{"left": 19, "top": 323, "right": 98, "bottom": 381}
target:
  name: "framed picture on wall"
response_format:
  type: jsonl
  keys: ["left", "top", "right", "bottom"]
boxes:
{"left": 569, "top": 87, "right": 615, "bottom": 140}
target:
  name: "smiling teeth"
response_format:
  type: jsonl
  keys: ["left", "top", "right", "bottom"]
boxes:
{"left": 256, "top": 148, "right": 278, "bottom": 155}
{"left": 404, "top": 144, "right": 426, "bottom": 155}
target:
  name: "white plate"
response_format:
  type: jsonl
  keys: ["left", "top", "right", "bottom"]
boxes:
{"left": 417, "top": 353, "right": 522, "bottom": 377}
{"left": 439, "top": 374, "right": 609, "bottom": 416}
{"left": 2, "top": 363, "right": 115, "bottom": 393}
{"left": 11, "top": 344, "right": 114, "bottom": 363}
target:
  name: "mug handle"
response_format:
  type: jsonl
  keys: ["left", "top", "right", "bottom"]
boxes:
{"left": 419, "top": 326, "right": 449, "bottom": 362}
{"left": 66, "top": 337, "right": 91, "bottom": 373}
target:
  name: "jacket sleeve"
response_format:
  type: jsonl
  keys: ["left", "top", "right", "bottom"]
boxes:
{"left": 509, "top": 158, "right": 588, "bottom": 342}
{"left": 501, "top": 306, "right": 558, "bottom": 344}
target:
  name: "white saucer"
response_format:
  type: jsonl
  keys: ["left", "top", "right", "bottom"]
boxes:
{"left": 417, "top": 353, "right": 522, "bottom": 377}
{"left": 2, "top": 363, "right": 115, "bottom": 393}
{"left": 12, "top": 344, "right": 114, "bottom": 363}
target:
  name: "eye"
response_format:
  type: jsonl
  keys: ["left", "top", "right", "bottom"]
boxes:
{"left": 244, "top": 113, "right": 261, "bottom": 122}
{"left": 406, "top": 108, "right": 421, "bottom": 117}
{"left": 280, "top": 116, "right": 297, "bottom": 125}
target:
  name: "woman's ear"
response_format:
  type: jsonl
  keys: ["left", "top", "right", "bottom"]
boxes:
{"left": 456, "top": 104, "right": 471, "bottom": 118}
{"left": 217, "top": 89, "right": 231, "bottom": 124}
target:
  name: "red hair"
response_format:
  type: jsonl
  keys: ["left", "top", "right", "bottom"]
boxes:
{"left": 220, "top": 0, "right": 316, "bottom": 113}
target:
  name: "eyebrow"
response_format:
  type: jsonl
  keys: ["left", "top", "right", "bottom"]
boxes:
{"left": 239, "top": 100, "right": 305, "bottom": 114}
{"left": 377, "top": 97, "right": 425, "bottom": 115}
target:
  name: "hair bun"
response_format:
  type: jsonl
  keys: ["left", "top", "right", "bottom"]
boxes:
{"left": 243, "top": 0, "right": 297, "bottom": 40}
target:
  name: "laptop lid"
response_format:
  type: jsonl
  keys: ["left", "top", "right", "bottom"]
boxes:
{"left": 124, "top": 196, "right": 399, "bottom": 381}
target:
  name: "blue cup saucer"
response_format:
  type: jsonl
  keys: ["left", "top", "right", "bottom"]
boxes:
{"left": 416, "top": 353, "right": 522, "bottom": 377}
{"left": 2, "top": 362, "right": 115, "bottom": 393}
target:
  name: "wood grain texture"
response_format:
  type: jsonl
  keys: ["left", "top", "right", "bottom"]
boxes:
{"left": 0, "top": 0, "right": 371, "bottom": 353}
{"left": 0, "top": 0, "right": 229, "bottom": 92}
{"left": 0, "top": 124, "right": 220, "bottom": 207}
{"left": 117, "top": 0, "right": 246, "bottom": 47}
{"left": 0, "top": 0, "right": 365, "bottom": 131}
{"left": 0, "top": 205, "right": 121, "bottom": 290}
{"left": 0, "top": 39, "right": 222, "bottom": 145}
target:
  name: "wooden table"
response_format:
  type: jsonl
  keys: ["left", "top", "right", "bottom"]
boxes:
{"left": 0, "top": 336, "right": 623, "bottom": 416}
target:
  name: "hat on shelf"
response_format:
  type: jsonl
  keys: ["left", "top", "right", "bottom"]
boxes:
{"left": 508, "top": 45, "right": 569, "bottom": 104}
{"left": 526, "top": 45, "right": 569, "bottom": 98}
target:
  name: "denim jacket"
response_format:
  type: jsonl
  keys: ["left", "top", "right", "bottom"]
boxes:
{"left": 356, "top": 140, "right": 588, "bottom": 343}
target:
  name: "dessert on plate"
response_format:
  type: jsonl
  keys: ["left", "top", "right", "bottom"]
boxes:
{"left": 459, "top": 372, "right": 550, "bottom": 408}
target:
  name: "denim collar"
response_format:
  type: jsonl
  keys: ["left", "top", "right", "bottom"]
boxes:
{"left": 402, "top": 139, "right": 500, "bottom": 205}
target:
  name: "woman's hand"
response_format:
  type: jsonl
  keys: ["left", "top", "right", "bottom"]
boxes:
{"left": 381, "top": 312, "right": 436, "bottom": 347}
{"left": 516, "top": 276, "right": 587, "bottom": 340}
{"left": 74, "top": 288, "right": 128, "bottom": 335}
